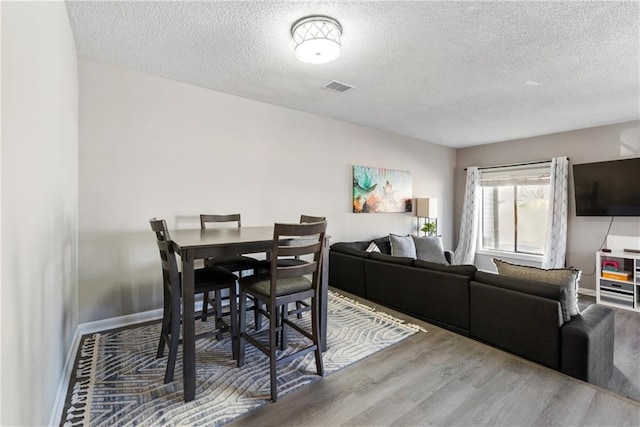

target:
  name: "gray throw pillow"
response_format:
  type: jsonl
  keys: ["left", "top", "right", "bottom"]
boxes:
{"left": 493, "top": 258, "right": 581, "bottom": 322}
{"left": 389, "top": 234, "right": 417, "bottom": 258}
{"left": 411, "top": 236, "right": 448, "bottom": 265}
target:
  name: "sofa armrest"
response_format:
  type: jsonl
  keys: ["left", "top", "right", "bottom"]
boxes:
{"left": 444, "top": 250, "right": 453, "bottom": 264}
{"left": 560, "top": 304, "right": 614, "bottom": 386}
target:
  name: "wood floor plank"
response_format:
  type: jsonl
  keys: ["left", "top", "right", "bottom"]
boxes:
{"left": 228, "top": 290, "right": 640, "bottom": 426}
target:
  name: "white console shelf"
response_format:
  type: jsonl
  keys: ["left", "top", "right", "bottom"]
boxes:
{"left": 596, "top": 249, "right": 640, "bottom": 312}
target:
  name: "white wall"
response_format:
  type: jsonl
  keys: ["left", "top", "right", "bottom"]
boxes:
{"left": 455, "top": 121, "right": 640, "bottom": 291}
{"left": 78, "top": 59, "right": 456, "bottom": 323}
{"left": 1, "top": 2, "right": 78, "bottom": 426}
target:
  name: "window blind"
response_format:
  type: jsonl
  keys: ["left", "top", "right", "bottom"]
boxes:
{"left": 479, "top": 162, "right": 551, "bottom": 187}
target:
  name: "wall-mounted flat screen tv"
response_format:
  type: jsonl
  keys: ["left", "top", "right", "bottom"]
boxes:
{"left": 573, "top": 157, "right": 640, "bottom": 216}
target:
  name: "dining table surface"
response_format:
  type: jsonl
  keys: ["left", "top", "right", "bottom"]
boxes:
{"left": 169, "top": 225, "right": 330, "bottom": 402}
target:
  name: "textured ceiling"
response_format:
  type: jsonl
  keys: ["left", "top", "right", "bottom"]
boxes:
{"left": 66, "top": 1, "right": 640, "bottom": 148}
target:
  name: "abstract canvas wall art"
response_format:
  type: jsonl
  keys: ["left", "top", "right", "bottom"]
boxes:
{"left": 353, "top": 165, "right": 412, "bottom": 213}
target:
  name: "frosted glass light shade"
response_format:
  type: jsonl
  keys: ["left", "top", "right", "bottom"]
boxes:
{"left": 291, "top": 16, "right": 342, "bottom": 64}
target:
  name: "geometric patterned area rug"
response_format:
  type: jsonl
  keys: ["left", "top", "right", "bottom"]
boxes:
{"left": 61, "top": 291, "right": 425, "bottom": 426}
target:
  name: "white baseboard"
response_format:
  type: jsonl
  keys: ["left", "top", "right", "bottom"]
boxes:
{"left": 78, "top": 307, "right": 164, "bottom": 336}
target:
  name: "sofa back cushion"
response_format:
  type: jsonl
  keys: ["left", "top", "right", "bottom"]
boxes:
{"left": 474, "top": 271, "right": 564, "bottom": 301}
{"left": 329, "top": 242, "right": 370, "bottom": 258}
{"left": 414, "top": 259, "right": 477, "bottom": 277}
{"left": 370, "top": 251, "right": 414, "bottom": 266}
{"left": 411, "top": 236, "right": 448, "bottom": 264}
{"left": 371, "top": 236, "right": 391, "bottom": 255}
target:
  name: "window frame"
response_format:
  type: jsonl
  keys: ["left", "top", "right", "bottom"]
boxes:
{"left": 476, "top": 162, "right": 552, "bottom": 261}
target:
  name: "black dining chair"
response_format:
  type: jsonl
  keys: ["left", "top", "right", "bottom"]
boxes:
{"left": 257, "top": 215, "right": 326, "bottom": 326}
{"left": 200, "top": 214, "right": 262, "bottom": 329}
{"left": 237, "top": 220, "right": 327, "bottom": 401}
{"left": 150, "top": 218, "right": 239, "bottom": 383}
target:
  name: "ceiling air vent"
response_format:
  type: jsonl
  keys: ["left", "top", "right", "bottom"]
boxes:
{"left": 322, "top": 80, "right": 354, "bottom": 93}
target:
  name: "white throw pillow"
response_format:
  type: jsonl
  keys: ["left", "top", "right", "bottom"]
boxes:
{"left": 366, "top": 242, "right": 381, "bottom": 253}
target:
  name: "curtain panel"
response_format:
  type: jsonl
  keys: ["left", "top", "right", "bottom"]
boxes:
{"left": 453, "top": 167, "right": 480, "bottom": 265}
{"left": 541, "top": 156, "right": 569, "bottom": 268}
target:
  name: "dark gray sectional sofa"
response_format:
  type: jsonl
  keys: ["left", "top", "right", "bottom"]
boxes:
{"left": 329, "top": 239, "right": 615, "bottom": 386}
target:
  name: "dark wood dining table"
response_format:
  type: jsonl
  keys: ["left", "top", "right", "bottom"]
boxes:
{"left": 170, "top": 225, "right": 330, "bottom": 402}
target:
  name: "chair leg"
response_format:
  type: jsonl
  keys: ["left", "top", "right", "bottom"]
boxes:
{"left": 202, "top": 291, "right": 209, "bottom": 321}
{"left": 229, "top": 285, "right": 238, "bottom": 360}
{"left": 215, "top": 289, "right": 223, "bottom": 340}
{"left": 311, "top": 296, "right": 324, "bottom": 377}
{"left": 164, "top": 293, "right": 181, "bottom": 383}
{"left": 296, "top": 301, "right": 303, "bottom": 319}
{"left": 237, "top": 288, "right": 247, "bottom": 368}
{"left": 157, "top": 287, "right": 171, "bottom": 358}
{"left": 254, "top": 297, "right": 262, "bottom": 330}
{"left": 243, "top": 268, "right": 263, "bottom": 330}
{"left": 280, "top": 305, "right": 288, "bottom": 350}
{"left": 270, "top": 303, "right": 279, "bottom": 402}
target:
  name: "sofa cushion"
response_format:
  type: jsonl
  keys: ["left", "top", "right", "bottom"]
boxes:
{"left": 329, "top": 242, "right": 370, "bottom": 258}
{"left": 370, "top": 251, "right": 415, "bottom": 266}
{"left": 411, "top": 236, "right": 448, "bottom": 264}
{"left": 371, "top": 236, "right": 391, "bottom": 255}
{"left": 365, "top": 241, "right": 381, "bottom": 253}
{"left": 492, "top": 259, "right": 581, "bottom": 322}
{"left": 389, "top": 234, "right": 417, "bottom": 258}
{"left": 414, "top": 259, "right": 477, "bottom": 277}
{"left": 474, "top": 271, "right": 564, "bottom": 301}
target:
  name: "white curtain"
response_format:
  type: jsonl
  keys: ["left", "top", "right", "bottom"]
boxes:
{"left": 541, "top": 156, "right": 569, "bottom": 268}
{"left": 453, "top": 167, "right": 481, "bottom": 265}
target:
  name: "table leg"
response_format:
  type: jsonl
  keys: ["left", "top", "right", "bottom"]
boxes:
{"left": 181, "top": 250, "right": 196, "bottom": 402}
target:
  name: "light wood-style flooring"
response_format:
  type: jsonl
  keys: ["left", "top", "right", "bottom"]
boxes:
{"left": 229, "top": 290, "right": 640, "bottom": 426}
{"left": 606, "top": 306, "right": 640, "bottom": 402}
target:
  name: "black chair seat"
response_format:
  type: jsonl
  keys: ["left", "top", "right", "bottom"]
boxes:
{"left": 256, "top": 258, "right": 306, "bottom": 271}
{"left": 207, "top": 255, "right": 259, "bottom": 272}
{"left": 239, "top": 273, "right": 312, "bottom": 297}
{"left": 190, "top": 266, "right": 239, "bottom": 290}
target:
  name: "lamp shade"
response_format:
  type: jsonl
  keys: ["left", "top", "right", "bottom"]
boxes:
{"left": 291, "top": 16, "right": 342, "bottom": 64}
{"left": 416, "top": 198, "right": 438, "bottom": 218}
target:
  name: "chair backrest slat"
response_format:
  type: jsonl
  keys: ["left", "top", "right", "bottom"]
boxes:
{"left": 300, "top": 215, "right": 326, "bottom": 224}
{"left": 200, "top": 214, "right": 242, "bottom": 229}
{"left": 276, "top": 261, "right": 318, "bottom": 279}
{"left": 278, "top": 241, "right": 322, "bottom": 257}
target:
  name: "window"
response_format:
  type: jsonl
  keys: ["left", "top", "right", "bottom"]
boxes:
{"left": 479, "top": 164, "right": 551, "bottom": 256}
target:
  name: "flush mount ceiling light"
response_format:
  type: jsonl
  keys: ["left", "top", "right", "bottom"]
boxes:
{"left": 291, "top": 16, "right": 342, "bottom": 64}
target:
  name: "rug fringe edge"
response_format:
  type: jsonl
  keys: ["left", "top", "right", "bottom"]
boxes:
{"left": 64, "top": 333, "right": 100, "bottom": 427}
{"left": 328, "top": 290, "right": 428, "bottom": 333}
